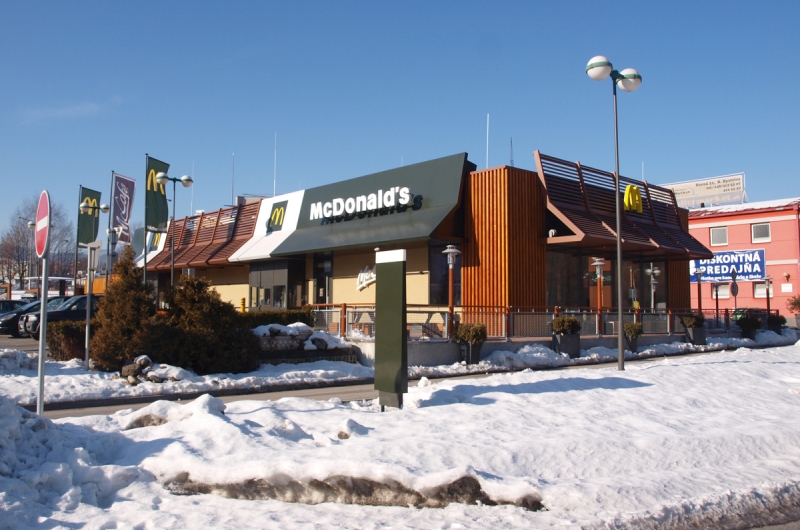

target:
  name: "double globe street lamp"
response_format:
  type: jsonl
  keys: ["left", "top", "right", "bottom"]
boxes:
{"left": 78, "top": 199, "right": 109, "bottom": 365}
{"left": 155, "top": 172, "right": 193, "bottom": 287}
{"left": 586, "top": 55, "right": 642, "bottom": 371}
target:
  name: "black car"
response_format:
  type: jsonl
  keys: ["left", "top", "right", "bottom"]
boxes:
{"left": 0, "top": 300, "right": 28, "bottom": 315}
{"left": 18, "top": 296, "right": 73, "bottom": 338}
{"left": 0, "top": 301, "right": 42, "bottom": 337}
{"left": 32, "top": 295, "right": 103, "bottom": 340}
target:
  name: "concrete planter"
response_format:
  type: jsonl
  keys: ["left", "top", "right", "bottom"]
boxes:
{"left": 463, "top": 342, "right": 484, "bottom": 365}
{"left": 685, "top": 327, "right": 706, "bottom": 346}
{"left": 625, "top": 336, "right": 639, "bottom": 353}
{"left": 553, "top": 333, "right": 581, "bottom": 358}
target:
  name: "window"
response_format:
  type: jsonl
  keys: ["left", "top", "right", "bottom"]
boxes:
{"left": 711, "top": 284, "right": 730, "bottom": 299}
{"left": 752, "top": 223, "right": 771, "bottom": 243}
{"left": 754, "top": 282, "right": 774, "bottom": 298}
{"left": 709, "top": 227, "right": 728, "bottom": 246}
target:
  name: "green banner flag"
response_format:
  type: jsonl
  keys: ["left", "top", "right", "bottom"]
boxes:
{"left": 146, "top": 156, "right": 170, "bottom": 232}
{"left": 77, "top": 186, "right": 102, "bottom": 246}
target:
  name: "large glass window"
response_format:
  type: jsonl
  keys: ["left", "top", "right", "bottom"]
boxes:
{"left": 752, "top": 223, "right": 771, "bottom": 243}
{"left": 710, "top": 227, "right": 728, "bottom": 246}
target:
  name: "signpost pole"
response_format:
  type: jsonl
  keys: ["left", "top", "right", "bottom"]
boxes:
{"left": 35, "top": 191, "right": 51, "bottom": 416}
{"left": 85, "top": 241, "right": 101, "bottom": 366}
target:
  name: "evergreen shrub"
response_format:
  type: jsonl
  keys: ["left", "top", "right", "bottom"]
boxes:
{"left": 453, "top": 322, "right": 487, "bottom": 345}
{"left": 551, "top": 316, "right": 581, "bottom": 335}
{"left": 680, "top": 313, "right": 705, "bottom": 329}
{"left": 47, "top": 320, "right": 88, "bottom": 362}
{"left": 624, "top": 321, "right": 643, "bottom": 339}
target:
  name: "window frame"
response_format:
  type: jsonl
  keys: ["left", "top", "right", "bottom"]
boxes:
{"left": 709, "top": 226, "right": 728, "bottom": 246}
{"left": 753, "top": 282, "right": 774, "bottom": 299}
{"left": 711, "top": 283, "right": 730, "bottom": 299}
{"left": 751, "top": 222, "right": 771, "bottom": 243}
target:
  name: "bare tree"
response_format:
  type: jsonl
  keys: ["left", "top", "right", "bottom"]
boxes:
{"left": 0, "top": 196, "right": 76, "bottom": 287}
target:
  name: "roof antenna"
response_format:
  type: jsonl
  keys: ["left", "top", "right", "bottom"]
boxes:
{"left": 273, "top": 132, "right": 277, "bottom": 198}
{"left": 231, "top": 153, "right": 235, "bottom": 206}
{"left": 485, "top": 113, "right": 490, "bottom": 169}
{"left": 510, "top": 137, "right": 514, "bottom": 167}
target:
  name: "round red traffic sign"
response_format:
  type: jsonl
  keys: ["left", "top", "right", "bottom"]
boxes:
{"left": 35, "top": 190, "right": 51, "bottom": 258}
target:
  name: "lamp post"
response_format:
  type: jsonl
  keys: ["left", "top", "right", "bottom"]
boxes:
{"left": 765, "top": 275, "right": 772, "bottom": 314}
{"left": 592, "top": 257, "right": 606, "bottom": 335}
{"left": 155, "top": 172, "right": 194, "bottom": 287}
{"left": 442, "top": 245, "right": 461, "bottom": 339}
{"left": 695, "top": 269, "right": 703, "bottom": 313}
{"left": 645, "top": 263, "right": 660, "bottom": 311}
{"left": 79, "top": 200, "right": 109, "bottom": 366}
{"left": 586, "top": 55, "right": 642, "bottom": 371}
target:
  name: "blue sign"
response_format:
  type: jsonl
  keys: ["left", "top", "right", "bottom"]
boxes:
{"left": 690, "top": 249, "right": 765, "bottom": 283}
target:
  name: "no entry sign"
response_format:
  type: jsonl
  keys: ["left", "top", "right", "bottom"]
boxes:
{"left": 35, "top": 190, "right": 51, "bottom": 258}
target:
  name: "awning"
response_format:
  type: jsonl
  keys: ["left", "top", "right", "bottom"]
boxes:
{"left": 535, "top": 151, "right": 713, "bottom": 260}
{"left": 270, "top": 153, "right": 474, "bottom": 256}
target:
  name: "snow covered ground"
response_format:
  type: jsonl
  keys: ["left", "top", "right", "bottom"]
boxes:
{"left": 0, "top": 329, "right": 794, "bottom": 406}
{"left": 3, "top": 338, "right": 800, "bottom": 528}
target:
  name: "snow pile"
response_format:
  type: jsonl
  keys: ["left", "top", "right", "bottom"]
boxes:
{"left": 252, "top": 323, "right": 300, "bottom": 336}
{"left": 304, "top": 331, "right": 354, "bottom": 350}
{"left": 0, "top": 396, "right": 141, "bottom": 527}
{"left": 0, "top": 349, "right": 37, "bottom": 372}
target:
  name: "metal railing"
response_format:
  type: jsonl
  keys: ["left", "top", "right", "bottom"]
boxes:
{"left": 310, "top": 304, "right": 784, "bottom": 340}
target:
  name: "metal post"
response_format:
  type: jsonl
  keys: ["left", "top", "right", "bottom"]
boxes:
{"left": 765, "top": 277, "right": 772, "bottom": 315}
{"left": 85, "top": 246, "right": 94, "bottom": 365}
{"left": 613, "top": 81, "right": 624, "bottom": 371}
{"left": 37, "top": 256, "right": 49, "bottom": 416}
{"left": 170, "top": 179, "right": 176, "bottom": 288}
{"left": 714, "top": 284, "right": 720, "bottom": 330}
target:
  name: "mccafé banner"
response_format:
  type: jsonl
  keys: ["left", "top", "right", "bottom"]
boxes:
{"left": 690, "top": 249, "right": 765, "bottom": 283}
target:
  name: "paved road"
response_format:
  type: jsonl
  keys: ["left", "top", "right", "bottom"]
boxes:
{"left": 0, "top": 333, "right": 40, "bottom": 352}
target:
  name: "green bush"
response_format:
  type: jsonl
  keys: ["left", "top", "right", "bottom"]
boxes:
{"left": 736, "top": 315, "right": 762, "bottom": 331}
{"left": 143, "top": 275, "right": 260, "bottom": 375}
{"left": 453, "top": 322, "right": 487, "bottom": 345}
{"left": 47, "top": 320, "right": 89, "bottom": 362}
{"left": 624, "top": 321, "right": 643, "bottom": 339}
{"left": 681, "top": 313, "right": 705, "bottom": 329}
{"left": 239, "top": 306, "right": 315, "bottom": 329}
{"left": 90, "top": 246, "right": 157, "bottom": 371}
{"left": 767, "top": 314, "right": 786, "bottom": 327}
{"left": 551, "top": 316, "right": 581, "bottom": 335}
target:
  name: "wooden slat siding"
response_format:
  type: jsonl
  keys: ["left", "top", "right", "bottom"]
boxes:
{"left": 175, "top": 210, "right": 220, "bottom": 268}
{"left": 666, "top": 208, "right": 692, "bottom": 308}
{"left": 148, "top": 218, "right": 187, "bottom": 271}
{"left": 463, "top": 166, "right": 546, "bottom": 308}
{"left": 207, "top": 202, "right": 261, "bottom": 265}
{"left": 507, "top": 166, "right": 546, "bottom": 308}
{"left": 188, "top": 207, "right": 238, "bottom": 267}
{"left": 156, "top": 215, "right": 200, "bottom": 271}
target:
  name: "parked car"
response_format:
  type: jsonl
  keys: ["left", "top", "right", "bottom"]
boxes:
{"left": 31, "top": 294, "right": 103, "bottom": 340}
{"left": 0, "top": 301, "right": 41, "bottom": 337}
{"left": 18, "top": 296, "right": 73, "bottom": 338}
{"left": 0, "top": 300, "right": 28, "bottom": 315}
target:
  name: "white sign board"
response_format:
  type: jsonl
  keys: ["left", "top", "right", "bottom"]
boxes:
{"left": 662, "top": 173, "right": 745, "bottom": 209}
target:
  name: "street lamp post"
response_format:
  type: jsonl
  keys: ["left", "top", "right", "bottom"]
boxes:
{"left": 765, "top": 276, "right": 772, "bottom": 314}
{"left": 695, "top": 270, "right": 703, "bottom": 313}
{"left": 592, "top": 257, "right": 606, "bottom": 335}
{"left": 155, "top": 172, "right": 194, "bottom": 287}
{"left": 442, "top": 245, "right": 461, "bottom": 339}
{"left": 586, "top": 56, "right": 642, "bottom": 371}
{"left": 79, "top": 199, "right": 109, "bottom": 366}
{"left": 645, "top": 264, "right": 660, "bottom": 311}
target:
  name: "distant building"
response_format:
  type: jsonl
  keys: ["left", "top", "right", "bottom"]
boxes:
{"left": 688, "top": 198, "right": 800, "bottom": 325}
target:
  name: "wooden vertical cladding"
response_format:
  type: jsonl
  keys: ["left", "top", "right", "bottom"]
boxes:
{"left": 666, "top": 208, "right": 692, "bottom": 309}
{"left": 463, "top": 166, "right": 546, "bottom": 308}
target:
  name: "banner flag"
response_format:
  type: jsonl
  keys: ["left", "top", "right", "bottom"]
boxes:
{"left": 77, "top": 187, "right": 102, "bottom": 246}
{"left": 145, "top": 156, "right": 169, "bottom": 232}
{"left": 110, "top": 173, "right": 136, "bottom": 244}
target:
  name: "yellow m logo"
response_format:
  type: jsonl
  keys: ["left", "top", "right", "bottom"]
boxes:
{"left": 624, "top": 185, "right": 643, "bottom": 214}
{"left": 147, "top": 169, "right": 166, "bottom": 194}
{"left": 270, "top": 207, "right": 285, "bottom": 227}
{"left": 81, "top": 197, "right": 99, "bottom": 217}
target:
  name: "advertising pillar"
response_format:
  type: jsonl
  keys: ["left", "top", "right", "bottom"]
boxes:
{"left": 374, "top": 249, "right": 407, "bottom": 409}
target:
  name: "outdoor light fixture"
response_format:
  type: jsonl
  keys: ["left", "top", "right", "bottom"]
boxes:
{"left": 155, "top": 172, "right": 194, "bottom": 287}
{"left": 586, "top": 55, "right": 642, "bottom": 371}
{"left": 79, "top": 200, "right": 110, "bottom": 215}
{"left": 645, "top": 264, "right": 660, "bottom": 311}
{"left": 442, "top": 245, "right": 461, "bottom": 338}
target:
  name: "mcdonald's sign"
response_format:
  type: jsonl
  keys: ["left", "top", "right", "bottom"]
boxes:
{"left": 267, "top": 201, "right": 288, "bottom": 233}
{"left": 624, "top": 185, "right": 643, "bottom": 214}
{"left": 77, "top": 186, "right": 102, "bottom": 245}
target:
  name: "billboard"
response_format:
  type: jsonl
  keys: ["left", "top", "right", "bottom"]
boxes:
{"left": 662, "top": 173, "right": 745, "bottom": 209}
{"left": 690, "top": 249, "right": 765, "bottom": 283}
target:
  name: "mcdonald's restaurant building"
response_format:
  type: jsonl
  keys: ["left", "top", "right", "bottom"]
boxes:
{"left": 142, "top": 151, "right": 712, "bottom": 314}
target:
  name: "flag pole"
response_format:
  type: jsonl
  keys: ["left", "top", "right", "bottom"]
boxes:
{"left": 73, "top": 185, "right": 82, "bottom": 295}
{"left": 106, "top": 170, "right": 114, "bottom": 286}
{"left": 143, "top": 154, "right": 148, "bottom": 286}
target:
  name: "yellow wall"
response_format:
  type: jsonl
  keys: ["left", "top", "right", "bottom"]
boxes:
{"left": 195, "top": 266, "right": 249, "bottom": 306}
{"left": 331, "top": 246, "right": 429, "bottom": 305}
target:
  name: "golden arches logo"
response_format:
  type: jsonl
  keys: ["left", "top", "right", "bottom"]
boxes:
{"left": 270, "top": 207, "right": 285, "bottom": 227}
{"left": 624, "top": 185, "right": 643, "bottom": 214}
{"left": 147, "top": 169, "right": 166, "bottom": 194}
{"left": 81, "top": 197, "right": 99, "bottom": 217}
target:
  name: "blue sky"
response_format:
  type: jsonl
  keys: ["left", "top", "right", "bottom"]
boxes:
{"left": 1, "top": 1, "right": 798, "bottom": 235}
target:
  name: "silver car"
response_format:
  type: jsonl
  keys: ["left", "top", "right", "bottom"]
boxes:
{"left": 18, "top": 296, "right": 72, "bottom": 338}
